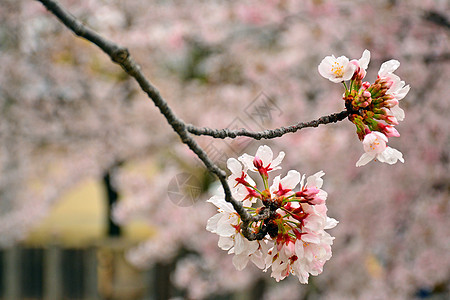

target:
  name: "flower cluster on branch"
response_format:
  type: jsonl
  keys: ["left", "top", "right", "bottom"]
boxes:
{"left": 207, "top": 145, "right": 337, "bottom": 283}
{"left": 319, "top": 50, "right": 410, "bottom": 166}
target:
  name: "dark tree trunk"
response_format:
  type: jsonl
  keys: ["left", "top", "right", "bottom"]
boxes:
{"left": 103, "top": 167, "right": 121, "bottom": 237}
{"left": 153, "top": 262, "right": 172, "bottom": 300}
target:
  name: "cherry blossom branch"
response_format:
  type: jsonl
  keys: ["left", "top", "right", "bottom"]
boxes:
{"left": 35, "top": 0, "right": 268, "bottom": 239}
{"left": 186, "top": 110, "right": 349, "bottom": 139}
{"left": 35, "top": 0, "right": 348, "bottom": 241}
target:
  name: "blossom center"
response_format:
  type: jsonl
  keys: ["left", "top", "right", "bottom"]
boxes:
{"left": 370, "top": 140, "right": 380, "bottom": 150}
{"left": 331, "top": 62, "right": 344, "bottom": 77}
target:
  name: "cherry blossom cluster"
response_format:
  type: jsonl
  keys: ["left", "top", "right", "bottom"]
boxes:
{"left": 207, "top": 145, "right": 338, "bottom": 283}
{"left": 318, "top": 50, "right": 410, "bottom": 167}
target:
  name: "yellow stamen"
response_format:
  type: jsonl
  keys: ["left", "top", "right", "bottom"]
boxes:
{"left": 331, "top": 62, "right": 344, "bottom": 77}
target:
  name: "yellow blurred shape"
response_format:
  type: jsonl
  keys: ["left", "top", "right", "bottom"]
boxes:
{"left": 365, "top": 253, "right": 384, "bottom": 279}
{"left": 26, "top": 177, "right": 154, "bottom": 247}
{"left": 123, "top": 221, "right": 155, "bottom": 241}
{"left": 26, "top": 178, "right": 106, "bottom": 246}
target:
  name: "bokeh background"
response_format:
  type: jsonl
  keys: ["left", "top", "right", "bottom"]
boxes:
{"left": 0, "top": 0, "right": 449, "bottom": 299}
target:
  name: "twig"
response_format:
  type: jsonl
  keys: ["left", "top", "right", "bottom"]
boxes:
{"left": 187, "top": 110, "right": 349, "bottom": 139}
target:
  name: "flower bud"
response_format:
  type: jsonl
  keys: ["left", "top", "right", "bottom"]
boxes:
{"left": 369, "top": 83, "right": 382, "bottom": 97}
{"left": 379, "top": 78, "right": 394, "bottom": 89}
{"left": 362, "top": 81, "right": 371, "bottom": 89}
{"left": 360, "top": 101, "right": 370, "bottom": 108}
{"left": 373, "top": 107, "right": 389, "bottom": 115}
{"left": 383, "top": 125, "right": 400, "bottom": 137}
{"left": 383, "top": 99, "right": 399, "bottom": 108}
{"left": 350, "top": 115, "right": 367, "bottom": 140}
{"left": 298, "top": 188, "right": 325, "bottom": 205}
{"left": 385, "top": 115, "right": 399, "bottom": 125}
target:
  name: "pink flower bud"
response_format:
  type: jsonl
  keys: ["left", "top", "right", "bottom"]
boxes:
{"left": 298, "top": 188, "right": 319, "bottom": 200}
{"left": 383, "top": 125, "right": 400, "bottom": 137}
{"left": 384, "top": 99, "right": 399, "bottom": 108}
{"left": 363, "top": 91, "right": 371, "bottom": 98}
{"left": 378, "top": 107, "right": 389, "bottom": 115}
{"left": 381, "top": 78, "right": 393, "bottom": 89}
{"left": 309, "top": 197, "right": 326, "bottom": 205}
{"left": 386, "top": 115, "right": 399, "bottom": 125}
{"left": 362, "top": 81, "right": 371, "bottom": 89}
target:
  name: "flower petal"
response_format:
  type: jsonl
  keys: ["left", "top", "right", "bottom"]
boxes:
{"left": 256, "top": 145, "right": 273, "bottom": 167}
{"left": 356, "top": 152, "right": 376, "bottom": 167}
{"left": 379, "top": 59, "right": 400, "bottom": 76}
{"left": 280, "top": 170, "right": 301, "bottom": 190}
{"left": 206, "top": 213, "right": 222, "bottom": 233}
{"left": 217, "top": 214, "right": 238, "bottom": 236}
{"left": 207, "top": 195, "right": 234, "bottom": 212}
{"left": 377, "top": 147, "right": 404, "bottom": 164}
{"left": 395, "top": 84, "right": 410, "bottom": 100}
{"left": 302, "top": 232, "right": 321, "bottom": 244}
{"left": 325, "top": 217, "right": 339, "bottom": 229}
{"left": 232, "top": 254, "right": 250, "bottom": 271}
{"left": 270, "top": 175, "right": 281, "bottom": 195}
{"left": 358, "top": 49, "right": 371, "bottom": 70}
{"left": 250, "top": 253, "right": 265, "bottom": 269}
{"left": 227, "top": 158, "right": 242, "bottom": 174}
{"left": 306, "top": 170, "right": 325, "bottom": 188}
{"left": 342, "top": 63, "right": 357, "bottom": 81}
{"left": 390, "top": 105, "right": 405, "bottom": 121}
{"left": 218, "top": 236, "right": 234, "bottom": 250}
{"left": 238, "top": 153, "right": 254, "bottom": 171}
{"left": 271, "top": 151, "right": 285, "bottom": 169}
{"left": 234, "top": 233, "right": 247, "bottom": 255}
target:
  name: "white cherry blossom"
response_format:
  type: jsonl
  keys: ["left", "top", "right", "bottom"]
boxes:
{"left": 318, "top": 54, "right": 357, "bottom": 83}
{"left": 226, "top": 158, "right": 257, "bottom": 206}
{"left": 270, "top": 170, "right": 301, "bottom": 196}
{"left": 356, "top": 132, "right": 404, "bottom": 167}
{"left": 238, "top": 145, "right": 285, "bottom": 175}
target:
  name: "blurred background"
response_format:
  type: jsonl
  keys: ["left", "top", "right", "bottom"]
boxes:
{"left": 0, "top": 0, "right": 449, "bottom": 299}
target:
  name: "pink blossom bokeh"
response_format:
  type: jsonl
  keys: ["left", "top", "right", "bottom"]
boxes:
{"left": 1, "top": 0, "right": 449, "bottom": 298}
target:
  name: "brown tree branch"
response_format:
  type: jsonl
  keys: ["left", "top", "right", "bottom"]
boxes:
{"left": 35, "top": 0, "right": 266, "bottom": 239}
{"left": 187, "top": 110, "right": 349, "bottom": 139}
